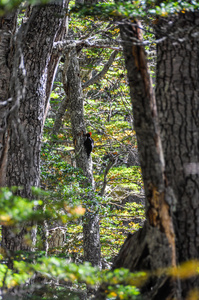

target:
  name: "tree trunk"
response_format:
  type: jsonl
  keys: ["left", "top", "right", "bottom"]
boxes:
{"left": 0, "top": 12, "right": 17, "bottom": 186}
{"left": 1, "top": 1, "right": 68, "bottom": 252}
{"left": 101, "top": 11, "right": 199, "bottom": 300}
{"left": 63, "top": 48, "right": 101, "bottom": 268}
{"left": 155, "top": 11, "right": 199, "bottom": 297}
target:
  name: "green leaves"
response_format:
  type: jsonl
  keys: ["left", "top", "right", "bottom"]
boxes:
{"left": 2, "top": 255, "right": 199, "bottom": 299}
{"left": 0, "top": 186, "right": 85, "bottom": 228}
{"left": 107, "top": 166, "right": 143, "bottom": 190}
{"left": 148, "top": 1, "right": 199, "bottom": 16}
{"left": 100, "top": 201, "right": 145, "bottom": 260}
{"left": 0, "top": 256, "right": 143, "bottom": 299}
{"left": 0, "top": 188, "right": 43, "bottom": 225}
{"left": 71, "top": 0, "right": 199, "bottom": 20}
{"left": 0, "top": 0, "right": 54, "bottom": 16}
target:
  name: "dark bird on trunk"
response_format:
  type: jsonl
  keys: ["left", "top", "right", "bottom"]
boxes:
{"left": 84, "top": 132, "right": 94, "bottom": 158}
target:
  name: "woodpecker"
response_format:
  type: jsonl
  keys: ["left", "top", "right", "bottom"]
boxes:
{"left": 84, "top": 132, "right": 94, "bottom": 158}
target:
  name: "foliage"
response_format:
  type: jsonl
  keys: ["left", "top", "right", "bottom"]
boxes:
{"left": 0, "top": 187, "right": 86, "bottom": 252}
{"left": 0, "top": 185, "right": 143, "bottom": 300}
{"left": 0, "top": 188, "right": 43, "bottom": 226}
{"left": 4, "top": 0, "right": 195, "bottom": 298}
{"left": 1, "top": 0, "right": 198, "bottom": 18}
{"left": 40, "top": 137, "right": 145, "bottom": 260}
{"left": 0, "top": 0, "right": 52, "bottom": 16}
{"left": 100, "top": 202, "right": 145, "bottom": 260}
{"left": 1, "top": 0, "right": 199, "bottom": 297}
{"left": 0, "top": 254, "right": 144, "bottom": 299}
{"left": 71, "top": 0, "right": 199, "bottom": 20}
{"left": 2, "top": 251, "right": 199, "bottom": 299}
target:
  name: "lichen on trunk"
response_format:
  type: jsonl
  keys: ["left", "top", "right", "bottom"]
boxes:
{"left": 63, "top": 48, "right": 101, "bottom": 268}
{"left": 1, "top": 1, "right": 68, "bottom": 252}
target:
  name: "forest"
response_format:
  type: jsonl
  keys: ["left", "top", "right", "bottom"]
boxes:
{"left": 0, "top": 0, "right": 199, "bottom": 299}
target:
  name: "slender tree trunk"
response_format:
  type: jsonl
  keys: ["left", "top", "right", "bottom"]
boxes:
{"left": 62, "top": 48, "right": 101, "bottom": 268}
{"left": 52, "top": 49, "right": 118, "bottom": 136}
{"left": 0, "top": 12, "right": 17, "bottom": 186}
{"left": 1, "top": 1, "right": 68, "bottom": 252}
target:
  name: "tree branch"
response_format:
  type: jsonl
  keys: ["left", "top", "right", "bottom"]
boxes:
{"left": 82, "top": 50, "right": 118, "bottom": 89}
{"left": 100, "top": 156, "right": 117, "bottom": 196}
{"left": 53, "top": 38, "right": 123, "bottom": 53}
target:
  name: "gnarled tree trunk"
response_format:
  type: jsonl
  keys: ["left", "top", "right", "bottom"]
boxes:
{"left": 1, "top": 1, "right": 68, "bottom": 252}
{"left": 99, "top": 11, "right": 199, "bottom": 300}
{"left": 110, "top": 19, "right": 177, "bottom": 300}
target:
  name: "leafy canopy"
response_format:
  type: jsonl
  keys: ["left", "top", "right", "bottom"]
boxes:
{"left": 71, "top": 0, "right": 199, "bottom": 19}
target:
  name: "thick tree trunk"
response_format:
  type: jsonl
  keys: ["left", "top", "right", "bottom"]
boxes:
{"left": 1, "top": 1, "right": 68, "bottom": 252}
{"left": 119, "top": 18, "right": 176, "bottom": 268}
{"left": 155, "top": 11, "right": 199, "bottom": 297}
{"left": 63, "top": 49, "right": 101, "bottom": 268}
{"left": 100, "top": 11, "right": 199, "bottom": 300}
{"left": 96, "top": 19, "right": 177, "bottom": 300}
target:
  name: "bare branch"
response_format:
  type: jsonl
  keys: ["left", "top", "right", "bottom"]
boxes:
{"left": 100, "top": 155, "right": 118, "bottom": 196}
{"left": 82, "top": 50, "right": 118, "bottom": 89}
{"left": 53, "top": 38, "right": 123, "bottom": 53}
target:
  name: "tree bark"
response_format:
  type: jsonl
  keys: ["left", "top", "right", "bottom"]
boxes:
{"left": 1, "top": 1, "right": 68, "bottom": 252}
{"left": 52, "top": 49, "right": 118, "bottom": 136}
{"left": 0, "top": 12, "right": 17, "bottom": 186}
{"left": 63, "top": 48, "right": 101, "bottom": 267}
{"left": 155, "top": 11, "right": 199, "bottom": 297}
{"left": 101, "top": 11, "right": 199, "bottom": 300}
{"left": 96, "top": 18, "right": 177, "bottom": 300}
{"left": 119, "top": 17, "right": 176, "bottom": 268}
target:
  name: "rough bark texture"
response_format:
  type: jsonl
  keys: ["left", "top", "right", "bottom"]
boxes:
{"left": 66, "top": 49, "right": 95, "bottom": 186}
{"left": 1, "top": 1, "right": 68, "bottom": 252}
{"left": 155, "top": 12, "right": 199, "bottom": 297}
{"left": 51, "top": 96, "right": 69, "bottom": 136}
{"left": 119, "top": 18, "right": 176, "bottom": 269}
{"left": 63, "top": 49, "right": 101, "bottom": 268}
{"left": 101, "top": 11, "right": 199, "bottom": 300}
{"left": 96, "top": 19, "right": 178, "bottom": 300}
{"left": 0, "top": 12, "right": 17, "bottom": 186}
